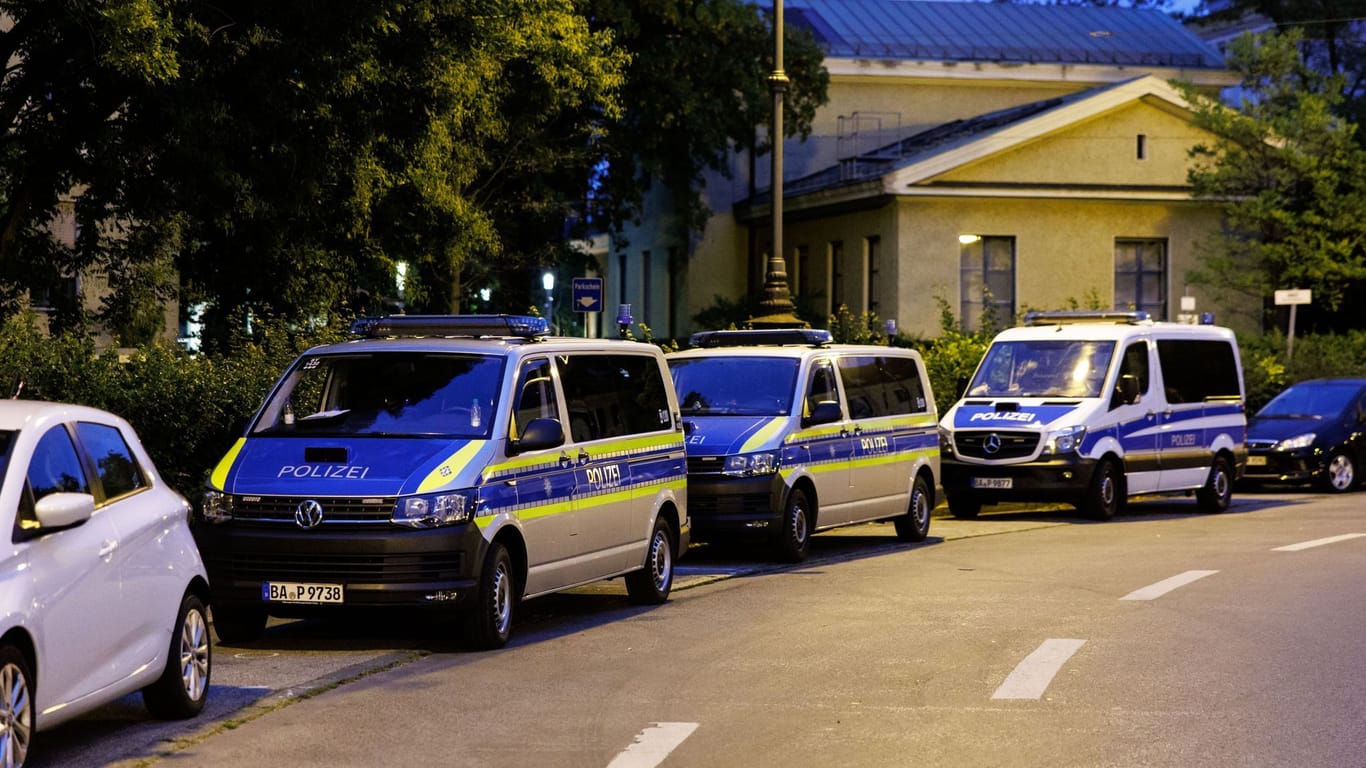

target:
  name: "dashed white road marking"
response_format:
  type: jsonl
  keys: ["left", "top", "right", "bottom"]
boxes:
{"left": 1273, "top": 533, "right": 1366, "bottom": 552}
{"left": 992, "top": 639, "right": 1086, "bottom": 700}
{"left": 1121, "top": 570, "right": 1219, "bottom": 601}
{"left": 606, "top": 722, "right": 699, "bottom": 768}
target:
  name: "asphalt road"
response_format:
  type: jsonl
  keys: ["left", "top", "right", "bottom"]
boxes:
{"left": 32, "top": 489, "right": 1366, "bottom": 767}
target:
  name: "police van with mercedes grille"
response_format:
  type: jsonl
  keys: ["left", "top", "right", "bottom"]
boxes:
{"left": 939, "top": 310, "right": 1247, "bottom": 520}
{"left": 667, "top": 329, "right": 939, "bottom": 562}
{"left": 194, "top": 315, "right": 688, "bottom": 649}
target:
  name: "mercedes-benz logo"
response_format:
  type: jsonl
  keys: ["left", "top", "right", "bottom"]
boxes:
{"left": 983, "top": 434, "right": 1002, "bottom": 455}
{"left": 296, "top": 499, "right": 324, "bottom": 529}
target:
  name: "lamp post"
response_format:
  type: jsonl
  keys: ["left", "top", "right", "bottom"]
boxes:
{"left": 748, "top": 0, "right": 805, "bottom": 329}
{"left": 542, "top": 272, "right": 555, "bottom": 333}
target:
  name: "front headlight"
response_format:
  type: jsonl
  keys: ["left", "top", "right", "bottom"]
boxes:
{"left": 1043, "top": 425, "right": 1087, "bottom": 455}
{"left": 939, "top": 426, "right": 955, "bottom": 455}
{"left": 1274, "top": 432, "right": 1316, "bottom": 451}
{"left": 201, "top": 490, "right": 234, "bottom": 522}
{"left": 723, "top": 452, "right": 779, "bottom": 477}
{"left": 393, "top": 490, "right": 479, "bottom": 528}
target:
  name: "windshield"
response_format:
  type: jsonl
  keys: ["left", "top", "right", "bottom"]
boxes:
{"left": 968, "top": 340, "right": 1116, "bottom": 399}
{"left": 670, "top": 357, "right": 800, "bottom": 416}
{"left": 251, "top": 352, "right": 505, "bottom": 438}
{"left": 1257, "top": 381, "right": 1362, "bottom": 419}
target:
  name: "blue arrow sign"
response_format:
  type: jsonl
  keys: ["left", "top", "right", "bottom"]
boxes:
{"left": 572, "top": 277, "right": 604, "bottom": 313}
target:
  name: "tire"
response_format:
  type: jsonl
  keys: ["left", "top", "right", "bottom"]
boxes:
{"left": 946, "top": 493, "right": 981, "bottom": 520}
{"left": 1197, "top": 455, "right": 1233, "bottom": 513}
{"left": 1082, "top": 459, "right": 1123, "bottom": 521}
{"left": 463, "top": 543, "right": 516, "bottom": 650}
{"left": 894, "top": 475, "right": 932, "bottom": 542}
{"left": 625, "top": 516, "right": 675, "bottom": 605}
{"left": 143, "top": 592, "right": 211, "bottom": 719}
{"left": 1321, "top": 450, "right": 1357, "bottom": 493}
{"left": 0, "top": 645, "right": 33, "bottom": 768}
{"left": 774, "top": 488, "right": 812, "bottom": 562}
{"left": 210, "top": 603, "right": 267, "bottom": 644}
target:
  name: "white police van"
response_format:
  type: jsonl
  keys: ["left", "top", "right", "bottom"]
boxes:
{"left": 667, "top": 329, "right": 939, "bottom": 561}
{"left": 194, "top": 315, "right": 688, "bottom": 649}
{"left": 939, "top": 311, "right": 1247, "bottom": 520}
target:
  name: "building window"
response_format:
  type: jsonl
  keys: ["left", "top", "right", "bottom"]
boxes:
{"left": 865, "top": 236, "right": 881, "bottom": 315}
{"left": 796, "top": 245, "right": 811, "bottom": 301}
{"left": 30, "top": 275, "right": 80, "bottom": 313}
{"left": 1136, "top": 134, "right": 1148, "bottom": 161}
{"left": 1115, "top": 238, "right": 1167, "bottom": 319}
{"left": 828, "top": 240, "right": 844, "bottom": 317}
{"left": 959, "top": 235, "right": 1015, "bottom": 331}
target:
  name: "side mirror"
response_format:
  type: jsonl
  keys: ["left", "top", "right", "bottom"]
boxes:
{"left": 803, "top": 400, "right": 842, "bottom": 427}
{"left": 34, "top": 492, "right": 95, "bottom": 529}
{"left": 1116, "top": 374, "right": 1140, "bottom": 406}
{"left": 510, "top": 417, "right": 564, "bottom": 454}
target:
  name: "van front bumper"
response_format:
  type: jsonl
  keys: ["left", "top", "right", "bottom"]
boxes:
{"left": 941, "top": 455, "right": 1099, "bottom": 503}
{"left": 193, "top": 522, "right": 488, "bottom": 615}
{"left": 685, "top": 474, "right": 784, "bottom": 540}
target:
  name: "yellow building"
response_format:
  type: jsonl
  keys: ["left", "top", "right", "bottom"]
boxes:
{"left": 608, "top": 0, "right": 1243, "bottom": 339}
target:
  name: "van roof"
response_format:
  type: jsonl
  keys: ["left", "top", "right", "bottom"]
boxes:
{"left": 992, "top": 319, "right": 1238, "bottom": 343}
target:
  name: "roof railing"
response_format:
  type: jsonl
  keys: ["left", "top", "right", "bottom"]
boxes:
{"left": 350, "top": 314, "right": 550, "bottom": 339}
{"left": 689, "top": 328, "right": 833, "bottom": 348}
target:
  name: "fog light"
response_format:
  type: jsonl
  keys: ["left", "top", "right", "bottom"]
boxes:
{"left": 1062, "top": 471, "right": 1073, "bottom": 480}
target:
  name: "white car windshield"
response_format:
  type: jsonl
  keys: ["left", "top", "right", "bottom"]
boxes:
{"left": 251, "top": 352, "right": 505, "bottom": 438}
{"left": 670, "top": 357, "right": 799, "bottom": 416}
{"left": 968, "top": 340, "right": 1116, "bottom": 399}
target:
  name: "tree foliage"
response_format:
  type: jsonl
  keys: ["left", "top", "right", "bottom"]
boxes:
{"left": 1178, "top": 30, "right": 1366, "bottom": 330}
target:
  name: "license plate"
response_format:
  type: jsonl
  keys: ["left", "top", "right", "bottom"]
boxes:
{"left": 1247, "top": 455, "right": 1267, "bottom": 467}
{"left": 263, "top": 581, "right": 344, "bottom": 604}
{"left": 972, "top": 477, "right": 1013, "bottom": 489}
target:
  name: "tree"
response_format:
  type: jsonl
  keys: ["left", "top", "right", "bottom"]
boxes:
{"left": 1178, "top": 30, "right": 1366, "bottom": 331}
{"left": 581, "top": 0, "right": 828, "bottom": 249}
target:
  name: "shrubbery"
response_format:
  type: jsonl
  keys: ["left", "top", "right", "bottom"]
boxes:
{"left": 1237, "top": 329, "right": 1366, "bottom": 413}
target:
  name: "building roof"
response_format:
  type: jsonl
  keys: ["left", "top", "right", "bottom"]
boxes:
{"left": 784, "top": 0, "right": 1225, "bottom": 69}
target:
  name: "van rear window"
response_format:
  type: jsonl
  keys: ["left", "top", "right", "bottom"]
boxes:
{"left": 1156, "top": 340, "right": 1241, "bottom": 403}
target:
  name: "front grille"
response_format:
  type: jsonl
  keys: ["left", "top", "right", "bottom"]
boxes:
{"left": 687, "top": 456, "right": 726, "bottom": 475}
{"left": 210, "top": 551, "right": 463, "bottom": 584}
{"left": 230, "top": 495, "right": 396, "bottom": 528}
{"left": 688, "top": 492, "right": 771, "bottom": 518}
{"left": 953, "top": 430, "right": 1040, "bottom": 460}
{"left": 1247, "top": 440, "right": 1277, "bottom": 451}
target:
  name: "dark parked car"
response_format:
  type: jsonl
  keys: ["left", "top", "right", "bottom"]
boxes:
{"left": 1244, "top": 378, "right": 1366, "bottom": 493}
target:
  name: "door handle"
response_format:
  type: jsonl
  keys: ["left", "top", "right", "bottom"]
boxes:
{"left": 98, "top": 540, "right": 118, "bottom": 559}
{"left": 577, "top": 450, "right": 590, "bottom": 464}
{"left": 558, "top": 452, "right": 572, "bottom": 467}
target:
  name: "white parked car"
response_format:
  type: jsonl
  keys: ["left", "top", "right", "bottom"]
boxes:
{"left": 0, "top": 401, "right": 211, "bottom": 768}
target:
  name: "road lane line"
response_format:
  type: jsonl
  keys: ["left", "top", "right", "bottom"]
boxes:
{"left": 1273, "top": 533, "right": 1366, "bottom": 552}
{"left": 606, "top": 722, "right": 699, "bottom": 768}
{"left": 1120, "top": 570, "right": 1219, "bottom": 601}
{"left": 992, "top": 639, "right": 1086, "bottom": 700}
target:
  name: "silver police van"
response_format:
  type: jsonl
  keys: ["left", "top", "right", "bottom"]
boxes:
{"left": 667, "top": 329, "right": 940, "bottom": 561}
{"left": 195, "top": 315, "right": 688, "bottom": 649}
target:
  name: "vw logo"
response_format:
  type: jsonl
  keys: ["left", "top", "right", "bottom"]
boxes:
{"left": 983, "top": 434, "right": 1002, "bottom": 455}
{"left": 295, "top": 499, "right": 324, "bottom": 529}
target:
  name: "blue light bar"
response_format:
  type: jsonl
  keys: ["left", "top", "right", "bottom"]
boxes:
{"left": 1023, "top": 310, "right": 1151, "bottom": 326}
{"left": 689, "top": 328, "right": 832, "bottom": 348}
{"left": 350, "top": 314, "right": 550, "bottom": 339}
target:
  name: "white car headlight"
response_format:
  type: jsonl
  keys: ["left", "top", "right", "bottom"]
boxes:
{"left": 393, "top": 490, "right": 479, "bottom": 528}
{"left": 723, "top": 452, "right": 779, "bottom": 477}
{"left": 1043, "top": 425, "right": 1087, "bottom": 455}
{"left": 1274, "top": 432, "right": 1316, "bottom": 451}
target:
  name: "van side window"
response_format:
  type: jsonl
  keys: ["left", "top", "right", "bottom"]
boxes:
{"left": 511, "top": 359, "right": 560, "bottom": 440}
{"left": 1112, "top": 341, "right": 1151, "bottom": 409}
{"left": 1156, "top": 339, "right": 1241, "bottom": 403}
{"left": 837, "top": 356, "right": 928, "bottom": 418}
{"left": 556, "top": 354, "right": 671, "bottom": 441}
{"left": 75, "top": 422, "right": 147, "bottom": 501}
{"left": 805, "top": 361, "right": 841, "bottom": 417}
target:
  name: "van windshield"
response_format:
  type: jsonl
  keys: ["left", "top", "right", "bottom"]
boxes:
{"left": 967, "top": 340, "right": 1116, "bottom": 399}
{"left": 670, "top": 357, "right": 800, "bottom": 416}
{"left": 251, "top": 352, "right": 505, "bottom": 438}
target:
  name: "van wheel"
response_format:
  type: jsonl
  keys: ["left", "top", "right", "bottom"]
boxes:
{"left": 143, "top": 592, "right": 211, "bottom": 719}
{"left": 947, "top": 493, "right": 980, "bottom": 520}
{"left": 894, "top": 476, "right": 932, "bottom": 542}
{"left": 463, "top": 542, "right": 516, "bottom": 650}
{"left": 211, "top": 603, "right": 267, "bottom": 644}
{"left": 1321, "top": 450, "right": 1356, "bottom": 493}
{"left": 774, "top": 488, "right": 811, "bottom": 562}
{"left": 1197, "top": 455, "right": 1233, "bottom": 513}
{"left": 1082, "top": 459, "right": 1122, "bottom": 521}
{"left": 0, "top": 645, "right": 33, "bottom": 768}
{"left": 626, "top": 517, "right": 674, "bottom": 604}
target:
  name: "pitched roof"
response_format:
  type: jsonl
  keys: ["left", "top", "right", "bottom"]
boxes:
{"left": 785, "top": 0, "right": 1225, "bottom": 69}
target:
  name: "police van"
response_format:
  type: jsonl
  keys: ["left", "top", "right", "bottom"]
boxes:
{"left": 194, "top": 315, "right": 688, "bottom": 649}
{"left": 939, "top": 311, "right": 1246, "bottom": 520}
{"left": 667, "top": 329, "right": 939, "bottom": 562}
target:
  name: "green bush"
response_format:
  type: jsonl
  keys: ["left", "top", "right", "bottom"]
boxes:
{"left": 1238, "top": 330, "right": 1366, "bottom": 413}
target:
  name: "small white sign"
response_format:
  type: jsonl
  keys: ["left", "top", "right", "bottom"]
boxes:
{"left": 1274, "top": 289, "right": 1312, "bottom": 305}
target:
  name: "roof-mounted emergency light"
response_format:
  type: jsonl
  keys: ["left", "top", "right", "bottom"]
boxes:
{"left": 689, "top": 328, "right": 833, "bottom": 349}
{"left": 350, "top": 314, "right": 550, "bottom": 339}
{"left": 1023, "top": 310, "right": 1151, "bottom": 327}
